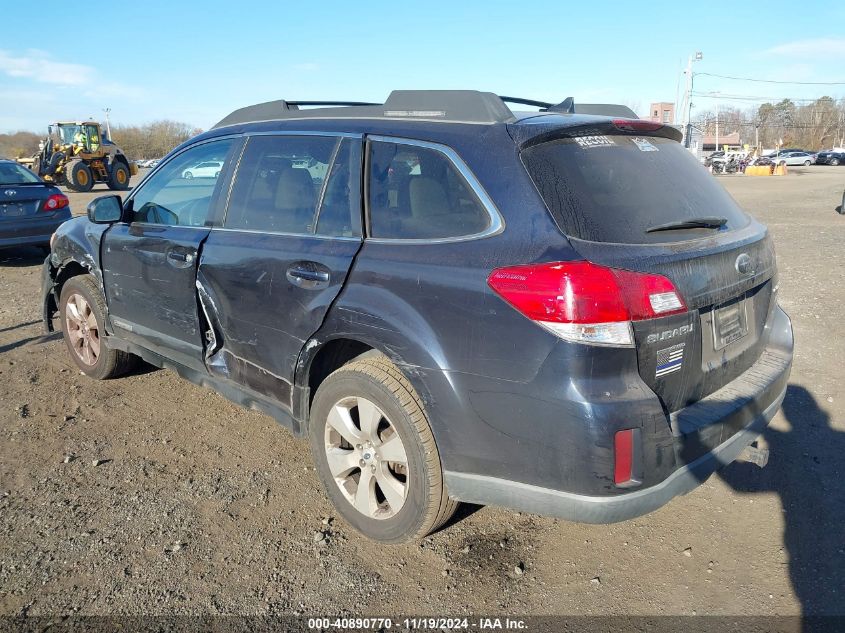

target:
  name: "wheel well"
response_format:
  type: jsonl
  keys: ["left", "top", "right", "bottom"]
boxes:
{"left": 307, "top": 338, "right": 375, "bottom": 405}
{"left": 45, "top": 261, "right": 90, "bottom": 329}
{"left": 55, "top": 261, "right": 90, "bottom": 292}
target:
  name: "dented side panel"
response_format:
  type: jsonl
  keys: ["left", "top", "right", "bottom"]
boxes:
{"left": 42, "top": 216, "right": 110, "bottom": 332}
{"left": 100, "top": 223, "right": 211, "bottom": 370}
{"left": 196, "top": 229, "right": 362, "bottom": 409}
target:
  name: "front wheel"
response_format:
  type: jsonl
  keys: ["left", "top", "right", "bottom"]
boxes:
{"left": 831, "top": 159, "right": 840, "bottom": 166}
{"left": 804, "top": 160, "right": 811, "bottom": 166}
{"left": 59, "top": 276, "right": 138, "bottom": 379}
{"left": 66, "top": 161, "right": 94, "bottom": 192}
{"left": 309, "top": 356, "right": 458, "bottom": 543}
{"left": 184, "top": 171, "right": 193, "bottom": 179}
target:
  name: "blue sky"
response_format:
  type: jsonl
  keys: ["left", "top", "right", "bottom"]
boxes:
{"left": 2, "top": 0, "right": 844, "bottom": 133}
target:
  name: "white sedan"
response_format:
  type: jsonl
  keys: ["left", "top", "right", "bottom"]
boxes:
{"left": 182, "top": 161, "right": 223, "bottom": 179}
{"left": 774, "top": 151, "right": 816, "bottom": 166}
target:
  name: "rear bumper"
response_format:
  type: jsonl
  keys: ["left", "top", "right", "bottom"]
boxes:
{"left": 443, "top": 304, "right": 793, "bottom": 523}
{"left": 0, "top": 213, "right": 69, "bottom": 247}
{"left": 445, "top": 386, "right": 783, "bottom": 523}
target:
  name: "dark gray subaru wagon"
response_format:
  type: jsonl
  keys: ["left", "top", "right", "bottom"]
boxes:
{"left": 42, "top": 91, "right": 793, "bottom": 542}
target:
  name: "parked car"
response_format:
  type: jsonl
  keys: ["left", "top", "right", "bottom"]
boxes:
{"left": 776, "top": 151, "right": 816, "bottom": 166}
{"left": 815, "top": 151, "right": 845, "bottom": 166}
{"left": 0, "top": 158, "right": 71, "bottom": 251}
{"left": 182, "top": 160, "right": 223, "bottom": 179}
{"left": 42, "top": 91, "right": 793, "bottom": 542}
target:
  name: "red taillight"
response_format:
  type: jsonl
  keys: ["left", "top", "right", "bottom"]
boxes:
{"left": 612, "top": 118, "right": 664, "bottom": 133}
{"left": 487, "top": 261, "right": 685, "bottom": 346}
{"left": 41, "top": 193, "right": 69, "bottom": 212}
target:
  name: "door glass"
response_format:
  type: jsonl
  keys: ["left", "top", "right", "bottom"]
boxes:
{"left": 130, "top": 139, "right": 234, "bottom": 227}
{"left": 225, "top": 135, "right": 338, "bottom": 234}
{"left": 315, "top": 139, "right": 362, "bottom": 237}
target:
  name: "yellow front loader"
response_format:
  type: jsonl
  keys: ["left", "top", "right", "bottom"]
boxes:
{"left": 21, "top": 121, "right": 137, "bottom": 192}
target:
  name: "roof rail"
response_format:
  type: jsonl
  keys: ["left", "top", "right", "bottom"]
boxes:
{"left": 212, "top": 91, "right": 638, "bottom": 129}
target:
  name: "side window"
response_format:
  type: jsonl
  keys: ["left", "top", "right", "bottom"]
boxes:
{"left": 367, "top": 140, "right": 491, "bottom": 239}
{"left": 315, "top": 139, "right": 362, "bottom": 237}
{"left": 130, "top": 139, "right": 234, "bottom": 227}
{"left": 225, "top": 135, "right": 338, "bottom": 234}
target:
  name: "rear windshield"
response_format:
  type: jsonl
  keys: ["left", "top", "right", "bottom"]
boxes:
{"left": 0, "top": 162, "right": 41, "bottom": 185}
{"left": 521, "top": 136, "right": 749, "bottom": 243}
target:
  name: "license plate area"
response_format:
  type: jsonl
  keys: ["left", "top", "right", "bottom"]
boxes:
{"left": 712, "top": 297, "right": 749, "bottom": 350}
{"left": 1, "top": 204, "right": 27, "bottom": 217}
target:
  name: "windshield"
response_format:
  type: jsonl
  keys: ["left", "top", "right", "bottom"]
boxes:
{"left": 0, "top": 162, "right": 42, "bottom": 185}
{"left": 521, "top": 135, "right": 749, "bottom": 244}
{"left": 58, "top": 124, "right": 81, "bottom": 145}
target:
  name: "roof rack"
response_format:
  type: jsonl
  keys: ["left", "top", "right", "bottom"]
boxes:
{"left": 212, "top": 91, "right": 639, "bottom": 129}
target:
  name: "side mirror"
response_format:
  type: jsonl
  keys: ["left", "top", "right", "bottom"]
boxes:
{"left": 87, "top": 195, "right": 123, "bottom": 224}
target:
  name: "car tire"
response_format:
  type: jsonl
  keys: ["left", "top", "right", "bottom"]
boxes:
{"left": 831, "top": 159, "right": 840, "bottom": 166}
{"left": 108, "top": 161, "right": 131, "bottom": 190}
{"left": 59, "top": 275, "right": 138, "bottom": 380}
{"left": 803, "top": 160, "right": 811, "bottom": 166}
{"left": 184, "top": 171, "right": 193, "bottom": 179}
{"left": 214, "top": 171, "right": 220, "bottom": 178}
{"left": 308, "top": 355, "right": 458, "bottom": 543}
{"left": 66, "top": 160, "right": 94, "bottom": 192}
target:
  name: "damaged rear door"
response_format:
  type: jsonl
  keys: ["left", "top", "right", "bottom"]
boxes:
{"left": 101, "top": 138, "right": 239, "bottom": 370}
{"left": 196, "top": 133, "right": 362, "bottom": 407}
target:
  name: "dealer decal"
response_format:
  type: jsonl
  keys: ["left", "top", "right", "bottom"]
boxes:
{"left": 574, "top": 135, "right": 615, "bottom": 148}
{"left": 632, "top": 137, "right": 658, "bottom": 152}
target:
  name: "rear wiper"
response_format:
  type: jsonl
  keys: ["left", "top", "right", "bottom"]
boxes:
{"left": 646, "top": 217, "right": 727, "bottom": 233}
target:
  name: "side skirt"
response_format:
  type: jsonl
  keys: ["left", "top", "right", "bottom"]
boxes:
{"left": 106, "top": 336, "right": 302, "bottom": 436}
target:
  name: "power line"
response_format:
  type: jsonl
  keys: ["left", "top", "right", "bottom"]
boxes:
{"left": 695, "top": 72, "right": 845, "bottom": 86}
{"left": 692, "top": 92, "right": 843, "bottom": 104}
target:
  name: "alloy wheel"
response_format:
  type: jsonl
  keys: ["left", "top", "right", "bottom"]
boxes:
{"left": 323, "top": 396, "right": 409, "bottom": 519}
{"left": 64, "top": 293, "right": 100, "bottom": 366}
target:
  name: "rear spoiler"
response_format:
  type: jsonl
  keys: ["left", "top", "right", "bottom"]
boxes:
{"left": 515, "top": 118, "right": 684, "bottom": 149}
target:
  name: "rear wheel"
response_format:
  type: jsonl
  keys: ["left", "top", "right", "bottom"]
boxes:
{"left": 309, "top": 356, "right": 458, "bottom": 543}
{"left": 108, "top": 161, "right": 131, "bottom": 190}
{"left": 66, "top": 161, "right": 94, "bottom": 192}
{"left": 184, "top": 171, "right": 193, "bottom": 179}
{"left": 59, "top": 276, "right": 137, "bottom": 379}
{"left": 803, "top": 160, "right": 811, "bottom": 166}
{"left": 831, "top": 158, "right": 840, "bottom": 166}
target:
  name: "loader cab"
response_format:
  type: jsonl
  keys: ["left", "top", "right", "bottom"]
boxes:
{"left": 54, "top": 122, "right": 102, "bottom": 155}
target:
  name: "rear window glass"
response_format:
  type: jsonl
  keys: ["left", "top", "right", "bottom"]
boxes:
{"left": 0, "top": 162, "right": 41, "bottom": 185}
{"left": 521, "top": 136, "right": 749, "bottom": 244}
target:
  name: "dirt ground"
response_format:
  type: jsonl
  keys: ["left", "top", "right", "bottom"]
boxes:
{"left": 0, "top": 167, "right": 843, "bottom": 618}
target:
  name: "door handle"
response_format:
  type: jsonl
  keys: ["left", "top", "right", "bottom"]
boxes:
{"left": 286, "top": 262, "right": 330, "bottom": 287}
{"left": 166, "top": 250, "right": 195, "bottom": 268}
{"left": 288, "top": 267, "right": 329, "bottom": 283}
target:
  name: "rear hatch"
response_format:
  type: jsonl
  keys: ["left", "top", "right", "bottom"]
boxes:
{"left": 515, "top": 120, "right": 777, "bottom": 413}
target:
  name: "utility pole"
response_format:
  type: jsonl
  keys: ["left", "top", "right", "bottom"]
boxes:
{"left": 102, "top": 108, "right": 112, "bottom": 140}
{"left": 681, "top": 52, "right": 703, "bottom": 149}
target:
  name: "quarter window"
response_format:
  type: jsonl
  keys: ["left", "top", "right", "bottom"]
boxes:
{"left": 367, "top": 140, "right": 491, "bottom": 239}
{"left": 130, "top": 139, "right": 234, "bottom": 226}
{"left": 225, "top": 135, "right": 352, "bottom": 235}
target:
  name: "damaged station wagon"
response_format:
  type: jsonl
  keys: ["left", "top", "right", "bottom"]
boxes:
{"left": 42, "top": 91, "right": 794, "bottom": 543}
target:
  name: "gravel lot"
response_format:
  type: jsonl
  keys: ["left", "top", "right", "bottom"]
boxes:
{"left": 0, "top": 167, "right": 843, "bottom": 618}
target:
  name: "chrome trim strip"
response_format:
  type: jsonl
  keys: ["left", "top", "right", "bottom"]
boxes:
{"left": 245, "top": 130, "right": 363, "bottom": 139}
{"left": 364, "top": 135, "right": 505, "bottom": 245}
{"left": 210, "top": 227, "right": 360, "bottom": 242}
